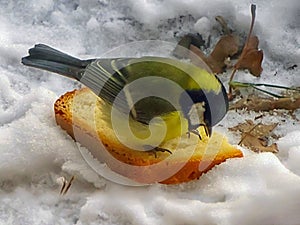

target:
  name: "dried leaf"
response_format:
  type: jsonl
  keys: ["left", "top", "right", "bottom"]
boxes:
{"left": 229, "top": 120, "right": 277, "bottom": 137}
{"left": 230, "top": 94, "right": 300, "bottom": 111}
{"left": 174, "top": 15, "right": 239, "bottom": 74}
{"left": 187, "top": 44, "right": 213, "bottom": 73}
{"left": 229, "top": 4, "right": 264, "bottom": 95}
{"left": 240, "top": 133, "right": 278, "bottom": 153}
{"left": 229, "top": 120, "right": 278, "bottom": 153}
{"left": 234, "top": 5, "right": 263, "bottom": 77}
{"left": 229, "top": 119, "right": 254, "bottom": 133}
{"left": 189, "top": 34, "right": 239, "bottom": 74}
{"left": 174, "top": 4, "right": 263, "bottom": 79}
{"left": 247, "top": 35, "right": 259, "bottom": 49}
{"left": 234, "top": 36, "right": 263, "bottom": 76}
{"left": 210, "top": 35, "right": 239, "bottom": 61}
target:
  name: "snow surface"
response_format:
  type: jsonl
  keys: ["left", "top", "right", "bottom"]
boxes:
{"left": 0, "top": 0, "right": 300, "bottom": 224}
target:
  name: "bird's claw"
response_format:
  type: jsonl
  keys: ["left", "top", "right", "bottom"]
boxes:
{"left": 144, "top": 145, "right": 172, "bottom": 158}
{"left": 187, "top": 130, "right": 202, "bottom": 140}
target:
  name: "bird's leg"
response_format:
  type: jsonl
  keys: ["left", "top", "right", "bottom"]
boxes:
{"left": 154, "top": 147, "right": 172, "bottom": 155}
{"left": 187, "top": 130, "right": 202, "bottom": 140}
{"left": 143, "top": 145, "right": 172, "bottom": 158}
{"left": 186, "top": 131, "right": 191, "bottom": 138}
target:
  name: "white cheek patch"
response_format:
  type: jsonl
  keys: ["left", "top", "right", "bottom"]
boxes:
{"left": 188, "top": 102, "right": 205, "bottom": 126}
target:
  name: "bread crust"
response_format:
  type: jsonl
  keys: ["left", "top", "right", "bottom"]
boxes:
{"left": 54, "top": 88, "right": 243, "bottom": 184}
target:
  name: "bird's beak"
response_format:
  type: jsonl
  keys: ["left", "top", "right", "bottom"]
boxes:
{"left": 204, "top": 125, "right": 212, "bottom": 137}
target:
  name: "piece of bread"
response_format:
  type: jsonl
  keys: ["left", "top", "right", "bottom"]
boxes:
{"left": 54, "top": 88, "right": 243, "bottom": 184}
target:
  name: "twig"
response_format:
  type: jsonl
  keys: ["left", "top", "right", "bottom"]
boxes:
{"left": 59, "top": 175, "right": 75, "bottom": 195}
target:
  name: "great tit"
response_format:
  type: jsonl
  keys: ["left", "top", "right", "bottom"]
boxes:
{"left": 22, "top": 44, "right": 228, "bottom": 144}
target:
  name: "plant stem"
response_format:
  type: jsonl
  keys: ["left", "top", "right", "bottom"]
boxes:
{"left": 242, "top": 4, "right": 256, "bottom": 57}
{"left": 229, "top": 4, "right": 257, "bottom": 98}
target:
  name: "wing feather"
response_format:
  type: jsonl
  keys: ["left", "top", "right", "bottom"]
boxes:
{"left": 80, "top": 58, "right": 133, "bottom": 113}
{"left": 81, "top": 57, "right": 221, "bottom": 125}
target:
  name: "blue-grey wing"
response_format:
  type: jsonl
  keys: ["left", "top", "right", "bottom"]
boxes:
{"left": 80, "top": 58, "right": 177, "bottom": 125}
{"left": 80, "top": 58, "right": 132, "bottom": 112}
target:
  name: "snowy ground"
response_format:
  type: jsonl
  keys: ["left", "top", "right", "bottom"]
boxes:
{"left": 0, "top": 0, "right": 300, "bottom": 224}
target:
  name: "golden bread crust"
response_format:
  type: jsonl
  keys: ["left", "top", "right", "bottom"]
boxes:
{"left": 54, "top": 88, "right": 243, "bottom": 184}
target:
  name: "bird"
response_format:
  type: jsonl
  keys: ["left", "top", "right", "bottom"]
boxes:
{"left": 22, "top": 44, "right": 228, "bottom": 147}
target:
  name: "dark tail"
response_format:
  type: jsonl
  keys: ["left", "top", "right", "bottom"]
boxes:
{"left": 21, "top": 44, "right": 93, "bottom": 80}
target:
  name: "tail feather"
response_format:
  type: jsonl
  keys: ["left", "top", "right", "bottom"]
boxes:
{"left": 22, "top": 44, "right": 93, "bottom": 80}
{"left": 21, "top": 57, "right": 84, "bottom": 78}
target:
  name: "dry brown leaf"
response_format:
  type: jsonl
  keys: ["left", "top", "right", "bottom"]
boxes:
{"left": 230, "top": 94, "right": 300, "bottom": 111}
{"left": 189, "top": 35, "right": 239, "bottom": 74}
{"left": 173, "top": 34, "right": 239, "bottom": 73}
{"left": 233, "top": 6, "right": 264, "bottom": 77}
{"left": 229, "top": 120, "right": 277, "bottom": 137}
{"left": 234, "top": 36, "right": 263, "bottom": 76}
{"left": 210, "top": 35, "right": 239, "bottom": 61}
{"left": 247, "top": 35, "right": 259, "bottom": 49}
{"left": 229, "top": 5, "right": 264, "bottom": 97}
{"left": 173, "top": 15, "right": 240, "bottom": 74}
{"left": 239, "top": 133, "right": 278, "bottom": 153}
{"left": 229, "top": 120, "right": 278, "bottom": 153}
{"left": 175, "top": 5, "right": 263, "bottom": 77}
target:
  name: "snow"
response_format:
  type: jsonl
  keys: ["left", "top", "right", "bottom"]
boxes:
{"left": 0, "top": 0, "right": 300, "bottom": 224}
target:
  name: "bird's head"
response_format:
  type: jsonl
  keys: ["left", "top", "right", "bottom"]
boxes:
{"left": 179, "top": 88, "right": 228, "bottom": 137}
